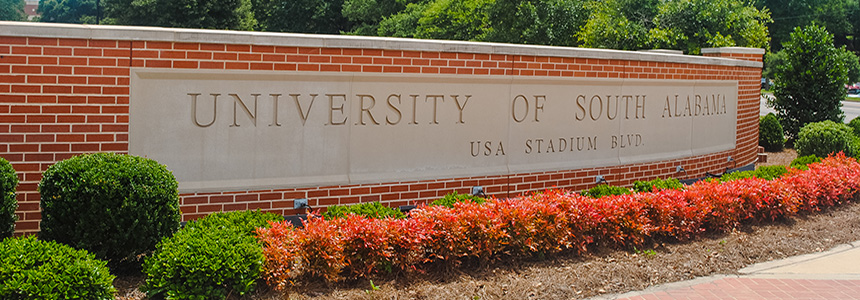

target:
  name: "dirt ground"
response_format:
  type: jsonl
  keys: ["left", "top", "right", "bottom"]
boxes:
{"left": 117, "top": 148, "right": 860, "bottom": 300}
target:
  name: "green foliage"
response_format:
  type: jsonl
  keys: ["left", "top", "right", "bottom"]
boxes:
{"left": 849, "top": 116, "right": 860, "bottom": 137}
{"left": 650, "top": 0, "right": 771, "bottom": 54}
{"left": 252, "top": 0, "right": 348, "bottom": 33}
{"left": 578, "top": 0, "right": 659, "bottom": 50}
{"left": 756, "top": 0, "right": 857, "bottom": 52}
{"left": 581, "top": 184, "right": 632, "bottom": 198}
{"left": 37, "top": 0, "right": 98, "bottom": 24}
{"left": 323, "top": 202, "right": 405, "bottom": 220}
{"left": 143, "top": 210, "right": 282, "bottom": 300}
{"left": 795, "top": 120, "right": 857, "bottom": 158}
{"left": 770, "top": 25, "right": 848, "bottom": 139}
{"left": 759, "top": 113, "right": 785, "bottom": 152}
{"left": 38, "top": 153, "right": 180, "bottom": 267}
{"left": 103, "top": 0, "right": 254, "bottom": 30}
{"left": 430, "top": 191, "right": 486, "bottom": 207}
{"left": 0, "top": 0, "right": 26, "bottom": 21}
{"left": 762, "top": 50, "right": 786, "bottom": 80}
{"left": 0, "top": 236, "right": 116, "bottom": 300}
{"left": 344, "top": 0, "right": 419, "bottom": 36}
{"left": 0, "top": 158, "right": 17, "bottom": 239}
{"left": 379, "top": 0, "right": 587, "bottom": 46}
{"left": 722, "top": 165, "right": 789, "bottom": 181}
{"left": 580, "top": 0, "right": 771, "bottom": 54}
{"left": 632, "top": 178, "right": 684, "bottom": 193}
{"left": 839, "top": 48, "right": 860, "bottom": 84}
{"left": 790, "top": 154, "right": 822, "bottom": 170}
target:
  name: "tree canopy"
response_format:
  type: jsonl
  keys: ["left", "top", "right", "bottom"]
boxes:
{"left": 580, "top": 0, "right": 771, "bottom": 54}
{"left": 28, "top": 0, "right": 781, "bottom": 55}
{"left": 0, "top": 0, "right": 26, "bottom": 21}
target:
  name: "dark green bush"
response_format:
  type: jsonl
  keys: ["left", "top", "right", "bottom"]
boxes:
{"left": 848, "top": 116, "right": 860, "bottom": 137}
{"left": 795, "top": 120, "right": 857, "bottom": 158}
{"left": 430, "top": 191, "right": 486, "bottom": 207}
{"left": 581, "top": 184, "right": 632, "bottom": 198}
{"left": 759, "top": 113, "right": 785, "bottom": 152}
{"left": 0, "top": 157, "right": 17, "bottom": 238}
{"left": 632, "top": 178, "right": 684, "bottom": 193}
{"left": 721, "top": 165, "right": 788, "bottom": 182}
{"left": 0, "top": 235, "right": 116, "bottom": 300}
{"left": 39, "top": 153, "right": 180, "bottom": 267}
{"left": 790, "top": 154, "right": 822, "bottom": 170}
{"left": 143, "top": 210, "right": 282, "bottom": 300}
{"left": 322, "top": 202, "right": 405, "bottom": 220}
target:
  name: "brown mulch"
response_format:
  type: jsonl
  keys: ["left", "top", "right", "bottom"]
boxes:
{"left": 117, "top": 148, "right": 860, "bottom": 300}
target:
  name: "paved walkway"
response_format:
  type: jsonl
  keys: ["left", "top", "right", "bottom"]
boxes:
{"left": 590, "top": 241, "right": 860, "bottom": 300}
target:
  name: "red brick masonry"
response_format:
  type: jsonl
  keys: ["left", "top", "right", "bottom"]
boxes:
{"left": 0, "top": 22, "right": 763, "bottom": 235}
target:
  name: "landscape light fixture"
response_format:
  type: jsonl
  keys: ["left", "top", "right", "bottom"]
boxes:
{"left": 471, "top": 186, "right": 485, "bottom": 197}
{"left": 595, "top": 175, "right": 607, "bottom": 184}
{"left": 293, "top": 198, "right": 309, "bottom": 210}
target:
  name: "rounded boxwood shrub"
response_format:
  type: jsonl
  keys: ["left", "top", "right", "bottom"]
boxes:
{"left": 795, "top": 120, "right": 857, "bottom": 158}
{"left": 0, "top": 235, "right": 116, "bottom": 300}
{"left": 759, "top": 113, "right": 785, "bottom": 152}
{"left": 142, "top": 210, "right": 282, "bottom": 300}
{"left": 39, "top": 153, "right": 180, "bottom": 266}
{"left": 848, "top": 116, "right": 860, "bottom": 137}
{"left": 322, "top": 201, "right": 405, "bottom": 220}
{"left": 0, "top": 157, "right": 17, "bottom": 238}
{"left": 430, "top": 191, "right": 486, "bottom": 207}
{"left": 721, "top": 165, "right": 788, "bottom": 182}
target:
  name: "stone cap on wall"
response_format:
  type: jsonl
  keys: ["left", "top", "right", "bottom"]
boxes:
{"left": 0, "top": 21, "right": 762, "bottom": 68}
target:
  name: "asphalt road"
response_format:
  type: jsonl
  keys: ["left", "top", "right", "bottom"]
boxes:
{"left": 760, "top": 94, "right": 860, "bottom": 122}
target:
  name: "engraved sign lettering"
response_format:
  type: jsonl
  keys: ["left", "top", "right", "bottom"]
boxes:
{"left": 130, "top": 70, "right": 737, "bottom": 192}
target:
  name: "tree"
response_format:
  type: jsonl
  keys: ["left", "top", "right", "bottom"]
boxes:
{"left": 652, "top": 0, "right": 771, "bottom": 54}
{"left": 578, "top": 0, "right": 660, "bottom": 50}
{"left": 756, "top": 0, "right": 857, "bottom": 52}
{"left": 251, "top": 0, "right": 348, "bottom": 33}
{"left": 378, "top": 0, "right": 587, "bottom": 46}
{"left": 770, "top": 25, "right": 848, "bottom": 139}
{"left": 0, "top": 0, "right": 26, "bottom": 21}
{"left": 103, "top": 0, "right": 254, "bottom": 30}
{"left": 343, "top": 0, "right": 421, "bottom": 36}
{"left": 580, "top": 0, "right": 771, "bottom": 54}
{"left": 37, "top": 0, "right": 97, "bottom": 24}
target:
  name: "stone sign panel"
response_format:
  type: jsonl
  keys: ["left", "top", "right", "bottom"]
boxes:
{"left": 129, "top": 69, "right": 737, "bottom": 192}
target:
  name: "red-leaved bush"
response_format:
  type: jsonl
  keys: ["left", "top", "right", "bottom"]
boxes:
{"left": 258, "top": 154, "right": 860, "bottom": 287}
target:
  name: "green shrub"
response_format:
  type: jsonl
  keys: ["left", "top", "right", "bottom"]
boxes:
{"left": 721, "top": 165, "right": 789, "bottom": 182}
{"left": 322, "top": 202, "right": 405, "bottom": 220}
{"left": 430, "top": 191, "right": 486, "bottom": 207}
{"left": 790, "top": 154, "right": 822, "bottom": 170}
{"left": 0, "top": 157, "right": 17, "bottom": 238}
{"left": 632, "top": 178, "right": 684, "bottom": 193}
{"left": 581, "top": 184, "right": 632, "bottom": 198}
{"left": 39, "top": 153, "right": 180, "bottom": 267}
{"left": 0, "top": 235, "right": 116, "bottom": 300}
{"left": 848, "top": 116, "right": 860, "bottom": 137}
{"left": 143, "top": 210, "right": 282, "bottom": 300}
{"left": 759, "top": 113, "right": 785, "bottom": 152}
{"left": 720, "top": 170, "right": 757, "bottom": 182}
{"left": 795, "top": 120, "right": 857, "bottom": 158}
{"left": 755, "top": 165, "right": 790, "bottom": 180}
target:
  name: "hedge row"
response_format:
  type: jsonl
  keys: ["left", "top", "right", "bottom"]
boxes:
{"left": 258, "top": 154, "right": 860, "bottom": 287}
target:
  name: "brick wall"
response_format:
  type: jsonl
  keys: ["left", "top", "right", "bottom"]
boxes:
{"left": 0, "top": 23, "right": 763, "bottom": 235}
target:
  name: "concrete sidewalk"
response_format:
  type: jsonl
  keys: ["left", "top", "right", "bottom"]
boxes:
{"left": 590, "top": 241, "right": 860, "bottom": 300}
